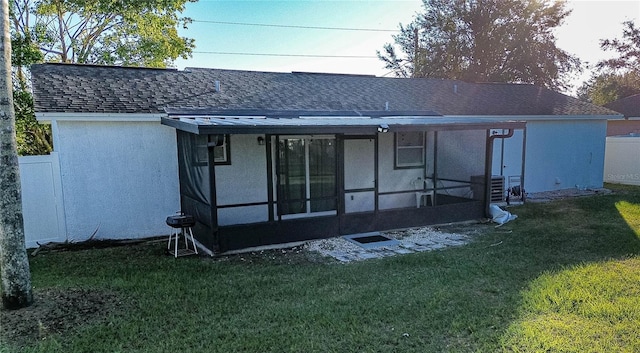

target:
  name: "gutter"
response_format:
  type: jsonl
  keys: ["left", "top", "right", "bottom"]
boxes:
{"left": 35, "top": 112, "right": 167, "bottom": 123}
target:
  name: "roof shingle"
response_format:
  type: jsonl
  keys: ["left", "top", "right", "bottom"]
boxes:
{"left": 30, "top": 63, "right": 618, "bottom": 117}
{"left": 605, "top": 94, "right": 640, "bottom": 118}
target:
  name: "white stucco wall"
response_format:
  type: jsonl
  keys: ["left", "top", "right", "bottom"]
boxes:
{"left": 344, "top": 138, "right": 375, "bottom": 213}
{"left": 377, "top": 133, "right": 424, "bottom": 209}
{"left": 604, "top": 136, "right": 640, "bottom": 186}
{"left": 215, "top": 134, "right": 269, "bottom": 225}
{"left": 437, "top": 129, "right": 486, "bottom": 180}
{"left": 44, "top": 116, "right": 608, "bottom": 241}
{"left": 54, "top": 120, "right": 180, "bottom": 241}
{"left": 523, "top": 120, "right": 607, "bottom": 192}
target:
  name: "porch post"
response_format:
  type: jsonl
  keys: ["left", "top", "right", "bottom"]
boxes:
{"left": 336, "top": 135, "right": 345, "bottom": 216}
{"left": 374, "top": 134, "right": 379, "bottom": 213}
{"left": 433, "top": 130, "right": 438, "bottom": 206}
{"left": 265, "top": 134, "right": 275, "bottom": 221}
{"left": 207, "top": 143, "right": 219, "bottom": 252}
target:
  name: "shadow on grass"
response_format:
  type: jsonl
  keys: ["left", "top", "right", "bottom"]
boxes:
{"left": 495, "top": 188, "right": 640, "bottom": 352}
{"left": 7, "top": 186, "right": 640, "bottom": 353}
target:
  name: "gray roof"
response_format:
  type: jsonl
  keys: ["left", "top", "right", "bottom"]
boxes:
{"left": 31, "top": 63, "right": 618, "bottom": 117}
{"left": 605, "top": 94, "right": 640, "bottom": 118}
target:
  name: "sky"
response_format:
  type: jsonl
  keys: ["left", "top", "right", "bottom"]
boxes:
{"left": 174, "top": 0, "right": 640, "bottom": 95}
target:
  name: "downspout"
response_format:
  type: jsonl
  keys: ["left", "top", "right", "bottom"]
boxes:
{"left": 484, "top": 129, "right": 514, "bottom": 217}
{"left": 520, "top": 128, "right": 527, "bottom": 202}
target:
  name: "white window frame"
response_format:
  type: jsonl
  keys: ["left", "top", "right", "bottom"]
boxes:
{"left": 395, "top": 131, "right": 425, "bottom": 168}
{"left": 212, "top": 136, "right": 229, "bottom": 164}
{"left": 195, "top": 134, "right": 230, "bottom": 165}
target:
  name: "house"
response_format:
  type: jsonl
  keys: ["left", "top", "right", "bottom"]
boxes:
{"left": 603, "top": 94, "right": 640, "bottom": 185}
{"left": 30, "top": 63, "right": 619, "bottom": 253}
{"left": 604, "top": 94, "right": 640, "bottom": 136}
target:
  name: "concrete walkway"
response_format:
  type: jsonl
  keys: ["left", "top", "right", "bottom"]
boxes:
{"left": 305, "top": 228, "right": 471, "bottom": 263}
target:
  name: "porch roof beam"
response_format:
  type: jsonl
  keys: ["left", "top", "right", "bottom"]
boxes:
{"left": 161, "top": 116, "right": 526, "bottom": 135}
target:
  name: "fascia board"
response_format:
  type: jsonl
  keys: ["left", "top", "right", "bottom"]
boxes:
{"left": 36, "top": 112, "right": 167, "bottom": 122}
{"left": 444, "top": 114, "right": 623, "bottom": 121}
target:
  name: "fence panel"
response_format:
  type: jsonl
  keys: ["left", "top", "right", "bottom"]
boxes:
{"left": 18, "top": 152, "right": 66, "bottom": 248}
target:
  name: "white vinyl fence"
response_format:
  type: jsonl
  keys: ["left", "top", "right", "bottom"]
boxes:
{"left": 18, "top": 153, "right": 67, "bottom": 248}
{"left": 604, "top": 136, "right": 640, "bottom": 186}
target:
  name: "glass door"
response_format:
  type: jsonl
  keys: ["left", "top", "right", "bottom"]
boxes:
{"left": 278, "top": 136, "right": 336, "bottom": 218}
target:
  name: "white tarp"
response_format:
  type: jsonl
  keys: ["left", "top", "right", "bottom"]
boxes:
{"left": 490, "top": 204, "right": 517, "bottom": 226}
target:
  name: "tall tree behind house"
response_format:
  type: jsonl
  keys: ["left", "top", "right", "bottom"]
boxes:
{"left": 578, "top": 20, "right": 640, "bottom": 105}
{"left": 378, "top": 0, "right": 580, "bottom": 91}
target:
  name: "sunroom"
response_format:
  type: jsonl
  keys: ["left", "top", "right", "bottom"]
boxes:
{"left": 162, "top": 109, "right": 525, "bottom": 253}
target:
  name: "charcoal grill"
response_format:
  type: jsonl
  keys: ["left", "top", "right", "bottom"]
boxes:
{"left": 166, "top": 213, "right": 198, "bottom": 257}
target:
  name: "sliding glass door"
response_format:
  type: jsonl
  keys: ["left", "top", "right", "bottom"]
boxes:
{"left": 278, "top": 136, "right": 336, "bottom": 218}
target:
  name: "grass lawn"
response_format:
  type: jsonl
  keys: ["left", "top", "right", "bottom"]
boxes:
{"left": 1, "top": 184, "right": 640, "bottom": 352}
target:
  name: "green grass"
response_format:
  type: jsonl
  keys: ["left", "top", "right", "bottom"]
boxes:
{"left": 2, "top": 184, "right": 640, "bottom": 352}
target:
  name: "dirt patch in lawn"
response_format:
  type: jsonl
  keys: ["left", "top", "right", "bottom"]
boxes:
{"left": 0, "top": 287, "right": 128, "bottom": 349}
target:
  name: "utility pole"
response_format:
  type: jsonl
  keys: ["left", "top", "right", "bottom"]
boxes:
{"left": 413, "top": 27, "right": 419, "bottom": 78}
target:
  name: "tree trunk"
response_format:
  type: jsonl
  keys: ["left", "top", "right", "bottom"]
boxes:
{"left": 0, "top": 0, "right": 33, "bottom": 310}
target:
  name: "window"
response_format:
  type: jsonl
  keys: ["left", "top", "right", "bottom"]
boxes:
{"left": 211, "top": 135, "right": 230, "bottom": 165}
{"left": 395, "top": 131, "right": 425, "bottom": 168}
{"left": 278, "top": 136, "right": 336, "bottom": 217}
{"left": 194, "top": 134, "right": 230, "bottom": 165}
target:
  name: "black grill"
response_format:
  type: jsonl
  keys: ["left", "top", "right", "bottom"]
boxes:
{"left": 166, "top": 214, "right": 195, "bottom": 228}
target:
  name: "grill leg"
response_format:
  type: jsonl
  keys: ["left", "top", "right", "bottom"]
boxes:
{"left": 167, "top": 224, "right": 196, "bottom": 257}
{"left": 168, "top": 229, "right": 177, "bottom": 251}
{"left": 174, "top": 229, "right": 179, "bottom": 257}
{"left": 187, "top": 227, "right": 197, "bottom": 254}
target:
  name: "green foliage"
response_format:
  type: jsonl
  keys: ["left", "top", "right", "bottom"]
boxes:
{"left": 14, "top": 0, "right": 195, "bottom": 67}
{"left": 596, "top": 20, "right": 640, "bottom": 73}
{"left": 10, "top": 34, "right": 43, "bottom": 69}
{"left": 8, "top": 0, "right": 195, "bottom": 155}
{"left": 378, "top": 0, "right": 579, "bottom": 91}
{"left": 577, "top": 71, "right": 640, "bottom": 105}
{"left": 14, "top": 89, "right": 52, "bottom": 156}
{"left": 579, "top": 20, "right": 640, "bottom": 105}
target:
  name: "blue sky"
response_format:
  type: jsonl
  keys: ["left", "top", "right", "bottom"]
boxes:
{"left": 175, "top": 0, "right": 640, "bottom": 93}
{"left": 175, "top": 0, "right": 422, "bottom": 76}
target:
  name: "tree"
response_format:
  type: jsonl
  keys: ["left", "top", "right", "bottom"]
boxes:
{"left": 11, "top": 0, "right": 195, "bottom": 68}
{"left": 378, "top": 0, "right": 580, "bottom": 91}
{"left": 577, "top": 71, "right": 640, "bottom": 106}
{"left": 0, "top": 0, "right": 33, "bottom": 310}
{"left": 596, "top": 20, "right": 640, "bottom": 73}
{"left": 579, "top": 20, "right": 640, "bottom": 105}
{"left": 9, "top": 0, "right": 195, "bottom": 155}
{"left": 15, "top": 88, "right": 51, "bottom": 155}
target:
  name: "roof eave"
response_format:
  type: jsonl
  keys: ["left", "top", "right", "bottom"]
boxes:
{"left": 36, "top": 112, "right": 167, "bottom": 122}
{"left": 444, "top": 114, "right": 623, "bottom": 121}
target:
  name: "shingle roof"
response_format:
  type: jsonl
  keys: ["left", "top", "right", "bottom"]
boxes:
{"left": 605, "top": 94, "right": 640, "bottom": 118}
{"left": 30, "top": 63, "right": 618, "bottom": 117}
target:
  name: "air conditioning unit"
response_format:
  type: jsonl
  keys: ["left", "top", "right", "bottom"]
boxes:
{"left": 471, "top": 175, "right": 505, "bottom": 202}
